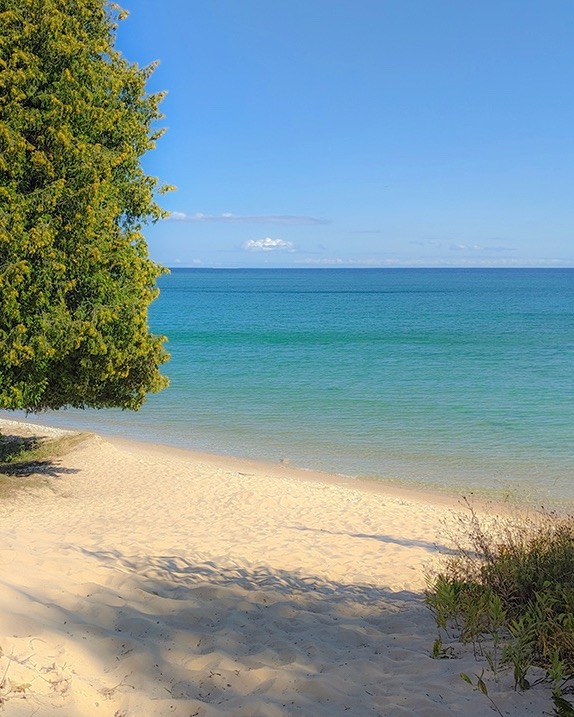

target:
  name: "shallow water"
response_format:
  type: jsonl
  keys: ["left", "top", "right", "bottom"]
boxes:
{"left": 7, "top": 268, "right": 574, "bottom": 504}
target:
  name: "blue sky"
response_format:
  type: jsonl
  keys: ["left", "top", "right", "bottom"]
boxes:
{"left": 116, "top": 1, "right": 573, "bottom": 268}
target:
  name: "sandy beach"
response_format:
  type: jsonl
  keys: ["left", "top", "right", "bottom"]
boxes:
{"left": 0, "top": 418, "right": 553, "bottom": 716}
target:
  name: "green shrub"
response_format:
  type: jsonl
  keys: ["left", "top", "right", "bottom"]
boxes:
{"left": 426, "top": 498, "right": 574, "bottom": 703}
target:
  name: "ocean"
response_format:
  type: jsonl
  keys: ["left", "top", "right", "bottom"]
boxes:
{"left": 7, "top": 268, "right": 574, "bottom": 505}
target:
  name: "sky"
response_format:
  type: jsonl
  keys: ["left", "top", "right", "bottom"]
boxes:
{"left": 115, "top": 0, "right": 574, "bottom": 268}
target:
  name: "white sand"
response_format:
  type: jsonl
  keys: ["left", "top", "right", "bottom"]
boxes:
{"left": 0, "top": 418, "right": 553, "bottom": 716}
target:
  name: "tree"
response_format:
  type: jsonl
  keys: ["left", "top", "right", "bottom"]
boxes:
{"left": 0, "top": 0, "right": 170, "bottom": 411}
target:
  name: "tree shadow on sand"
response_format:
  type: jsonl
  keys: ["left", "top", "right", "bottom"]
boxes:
{"left": 7, "top": 548, "right": 452, "bottom": 716}
{"left": 5, "top": 547, "right": 545, "bottom": 715}
{"left": 290, "top": 525, "right": 460, "bottom": 556}
{"left": 0, "top": 432, "right": 82, "bottom": 478}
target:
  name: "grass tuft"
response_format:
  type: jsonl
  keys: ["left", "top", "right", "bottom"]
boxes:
{"left": 425, "top": 497, "right": 574, "bottom": 708}
{"left": 0, "top": 431, "right": 88, "bottom": 497}
{"left": 0, "top": 432, "right": 86, "bottom": 472}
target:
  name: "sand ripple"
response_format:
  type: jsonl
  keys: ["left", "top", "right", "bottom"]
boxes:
{"left": 0, "top": 419, "right": 552, "bottom": 715}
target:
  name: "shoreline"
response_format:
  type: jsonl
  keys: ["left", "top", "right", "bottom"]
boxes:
{"left": 107, "top": 433, "right": 471, "bottom": 512}
{"left": 0, "top": 417, "right": 555, "bottom": 715}
{"left": 1, "top": 411, "right": 553, "bottom": 512}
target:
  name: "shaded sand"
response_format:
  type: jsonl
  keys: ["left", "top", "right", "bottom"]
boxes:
{"left": 0, "top": 418, "right": 552, "bottom": 716}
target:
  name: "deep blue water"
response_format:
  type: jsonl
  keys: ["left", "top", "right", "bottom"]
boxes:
{"left": 8, "top": 268, "right": 574, "bottom": 504}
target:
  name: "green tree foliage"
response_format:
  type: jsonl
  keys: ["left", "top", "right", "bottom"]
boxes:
{"left": 0, "top": 0, "right": 170, "bottom": 411}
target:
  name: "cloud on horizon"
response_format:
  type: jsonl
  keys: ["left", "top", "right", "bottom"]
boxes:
{"left": 449, "top": 242, "right": 517, "bottom": 253}
{"left": 409, "top": 239, "right": 442, "bottom": 248}
{"left": 288, "top": 256, "right": 569, "bottom": 268}
{"left": 167, "top": 211, "right": 328, "bottom": 225}
{"left": 408, "top": 239, "right": 517, "bottom": 254}
{"left": 293, "top": 257, "right": 394, "bottom": 266}
{"left": 242, "top": 237, "right": 295, "bottom": 252}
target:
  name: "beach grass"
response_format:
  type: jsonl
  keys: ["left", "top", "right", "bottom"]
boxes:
{"left": 425, "top": 498, "right": 574, "bottom": 710}
{"left": 0, "top": 430, "right": 88, "bottom": 495}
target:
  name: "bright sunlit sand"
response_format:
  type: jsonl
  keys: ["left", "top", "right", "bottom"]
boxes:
{"left": 0, "top": 418, "right": 553, "bottom": 716}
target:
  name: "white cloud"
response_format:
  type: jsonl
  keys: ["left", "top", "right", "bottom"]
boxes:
{"left": 450, "top": 243, "right": 483, "bottom": 251}
{"left": 449, "top": 242, "right": 515, "bottom": 252}
{"left": 292, "top": 256, "right": 569, "bottom": 268}
{"left": 242, "top": 237, "right": 295, "bottom": 252}
{"left": 293, "top": 257, "right": 397, "bottom": 266}
{"left": 409, "top": 239, "right": 442, "bottom": 248}
{"left": 166, "top": 212, "right": 328, "bottom": 225}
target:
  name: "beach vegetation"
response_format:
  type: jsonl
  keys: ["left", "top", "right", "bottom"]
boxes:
{"left": 0, "top": 431, "right": 88, "bottom": 498}
{"left": 0, "top": 0, "right": 170, "bottom": 411}
{"left": 459, "top": 669, "right": 504, "bottom": 717}
{"left": 0, "top": 430, "right": 86, "bottom": 472}
{"left": 0, "top": 645, "right": 37, "bottom": 710}
{"left": 426, "top": 498, "right": 574, "bottom": 711}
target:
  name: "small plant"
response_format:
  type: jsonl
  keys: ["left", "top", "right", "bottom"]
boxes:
{"left": 553, "top": 694, "right": 574, "bottom": 717}
{"left": 0, "top": 435, "right": 43, "bottom": 465}
{"left": 426, "top": 498, "right": 574, "bottom": 708}
{"left": 431, "top": 636, "right": 456, "bottom": 659}
{"left": 0, "top": 431, "right": 87, "bottom": 477}
{"left": 0, "top": 647, "right": 32, "bottom": 708}
{"left": 460, "top": 669, "right": 504, "bottom": 717}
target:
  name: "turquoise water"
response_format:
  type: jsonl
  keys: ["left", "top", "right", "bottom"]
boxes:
{"left": 8, "top": 268, "right": 574, "bottom": 503}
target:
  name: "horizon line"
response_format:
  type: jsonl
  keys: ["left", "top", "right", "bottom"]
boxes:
{"left": 162, "top": 265, "right": 574, "bottom": 271}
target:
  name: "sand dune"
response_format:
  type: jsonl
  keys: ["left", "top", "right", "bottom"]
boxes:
{"left": 0, "top": 418, "right": 552, "bottom": 715}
